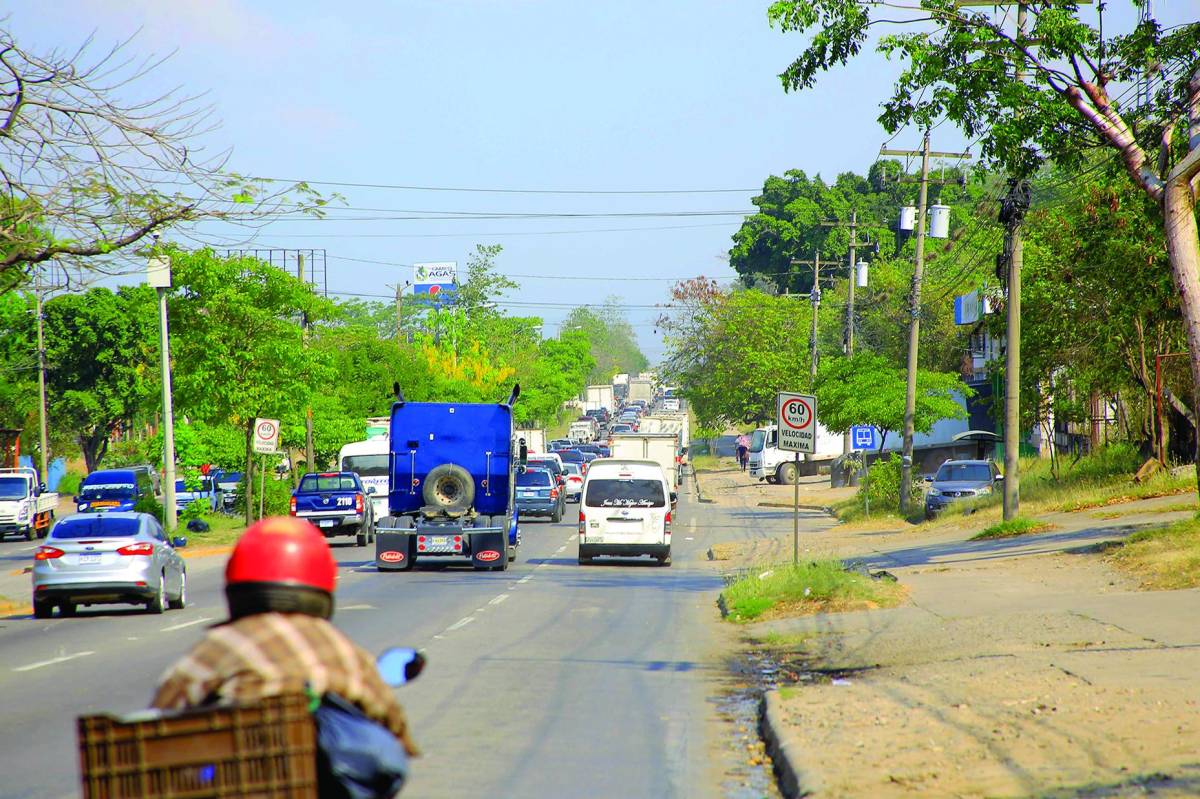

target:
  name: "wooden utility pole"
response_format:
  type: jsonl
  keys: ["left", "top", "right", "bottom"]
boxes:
{"left": 299, "top": 252, "right": 315, "bottom": 474}
{"left": 810, "top": 250, "right": 821, "bottom": 382}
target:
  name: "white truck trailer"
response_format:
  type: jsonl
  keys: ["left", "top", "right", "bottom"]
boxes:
{"left": 627, "top": 378, "right": 654, "bottom": 404}
{"left": 515, "top": 428, "right": 548, "bottom": 454}
{"left": 583, "top": 384, "right": 614, "bottom": 413}
{"left": 638, "top": 414, "right": 690, "bottom": 465}
{"left": 0, "top": 467, "right": 57, "bottom": 541}
{"left": 568, "top": 419, "right": 598, "bottom": 443}
{"left": 609, "top": 433, "right": 679, "bottom": 490}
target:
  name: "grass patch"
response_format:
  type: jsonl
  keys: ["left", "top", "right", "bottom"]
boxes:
{"left": 690, "top": 453, "right": 733, "bottom": 473}
{"left": 754, "top": 630, "right": 814, "bottom": 649}
{"left": 778, "top": 686, "right": 800, "bottom": 701}
{"left": 181, "top": 514, "right": 246, "bottom": 547}
{"left": 970, "top": 516, "right": 1057, "bottom": 540}
{"left": 1107, "top": 516, "right": 1200, "bottom": 589}
{"left": 721, "top": 560, "right": 905, "bottom": 623}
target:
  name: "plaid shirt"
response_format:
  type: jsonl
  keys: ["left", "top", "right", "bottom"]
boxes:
{"left": 151, "top": 612, "right": 417, "bottom": 756}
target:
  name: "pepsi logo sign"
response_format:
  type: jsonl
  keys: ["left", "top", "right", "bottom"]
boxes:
{"left": 378, "top": 550, "right": 406, "bottom": 563}
{"left": 476, "top": 550, "right": 500, "bottom": 562}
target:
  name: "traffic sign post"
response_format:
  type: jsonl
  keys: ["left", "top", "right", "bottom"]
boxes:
{"left": 777, "top": 392, "right": 818, "bottom": 566}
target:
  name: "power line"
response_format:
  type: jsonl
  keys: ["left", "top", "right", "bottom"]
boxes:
{"left": 188, "top": 221, "right": 742, "bottom": 241}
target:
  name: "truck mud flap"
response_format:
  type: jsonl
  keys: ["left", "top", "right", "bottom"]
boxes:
{"left": 376, "top": 532, "right": 414, "bottom": 571}
{"left": 470, "top": 530, "right": 508, "bottom": 570}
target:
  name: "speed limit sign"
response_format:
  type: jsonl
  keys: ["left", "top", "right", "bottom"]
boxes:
{"left": 253, "top": 418, "right": 281, "bottom": 455}
{"left": 777, "top": 393, "right": 817, "bottom": 453}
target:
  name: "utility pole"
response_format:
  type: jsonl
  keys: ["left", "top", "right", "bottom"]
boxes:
{"left": 881, "top": 135, "right": 971, "bottom": 511}
{"left": 810, "top": 250, "right": 821, "bottom": 382}
{"left": 819, "top": 210, "right": 873, "bottom": 455}
{"left": 147, "top": 249, "right": 177, "bottom": 532}
{"left": 299, "top": 252, "right": 315, "bottom": 474}
{"left": 34, "top": 269, "right": 49, "bottom": 482}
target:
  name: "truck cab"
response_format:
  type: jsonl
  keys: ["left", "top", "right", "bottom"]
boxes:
{"left": 374, "top": 384, "right": 523, "bottom": 572}
{"left": 0, "top": 467, "right": 57, "bottom": 541}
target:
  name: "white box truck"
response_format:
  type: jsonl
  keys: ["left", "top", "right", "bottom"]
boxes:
{"left": 584, "top": 384, "right": 614, "bottom": 413}
{"left": 639, "top": 414, "right": 690, "bottom": 465}
{"left": 628, "top": 378, "right": 654, "bottom": 404}
{"left": 515, "top": 428, "right": 547, "bottom": 454}
{"left": 568, "top": 419, "right": 598, "bottom": 443}
{"left": 0, "top": 467, "right": 57, "bottom": 540}
{"left": 609, "top": 433, "right": 679, "bottom": 490}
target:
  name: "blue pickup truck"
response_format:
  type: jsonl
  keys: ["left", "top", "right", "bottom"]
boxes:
{"left": 290, "top": 472, "right": 377, "bottom": 547}
{"left": 375, "top": 383, "right": 523, "bottom": 572}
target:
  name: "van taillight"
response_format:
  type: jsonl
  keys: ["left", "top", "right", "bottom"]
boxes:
{"left": 289, "top": 496, "right": 297, "bottom": 515}
{"left": 578, "top": 511, "right": 586, "bottom": 536}
{"left": 665, "top": 511, "right": 672, "bottom": 534}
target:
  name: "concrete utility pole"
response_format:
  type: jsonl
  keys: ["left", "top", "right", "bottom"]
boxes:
{"left": 810, "top": 250, "right": 821, "bottom": 382}
{"left": 881, "top": 135, "right": 971, "bottom": 510}
{"left": 299, "top": 253, "right": 315, "bottom": 474}
{"left": 147, "top": 251, "right": 178, "bottom": 532}
{"left": 34, "top": 270, "right": 49, "bottom": 482}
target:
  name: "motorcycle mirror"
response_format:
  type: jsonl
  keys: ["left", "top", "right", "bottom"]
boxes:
{"left": 377, "top": 647, "right": 425, "bottom": 686}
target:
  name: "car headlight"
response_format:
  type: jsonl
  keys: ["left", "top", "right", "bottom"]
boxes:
{"left": 926, "top": 488, "right": 941, "bottom": 498}
{"left": 17, "top": 504, "right": 30, "bottom": 519}
{"left": 977, "top": 486, "right": 991, "bottom": 495}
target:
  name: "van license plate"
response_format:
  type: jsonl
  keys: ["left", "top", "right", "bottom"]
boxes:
{"left": 318, "top": 519, "right": 336, "bottom": 528}
{"left": 78, "top": 554, "right": 101, "bottom": 565}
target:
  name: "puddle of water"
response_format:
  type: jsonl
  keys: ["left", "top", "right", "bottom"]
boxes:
{"left": 713, "top": 651, "right": 784, "bottom": 799}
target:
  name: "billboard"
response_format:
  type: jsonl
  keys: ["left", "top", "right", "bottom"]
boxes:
{"left": 413, "top": 261, "right": 457, "bottom": 306}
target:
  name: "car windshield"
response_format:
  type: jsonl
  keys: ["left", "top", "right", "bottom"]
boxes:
{"left": 585, "top": 478, "right": 666, "bottom": 508}
{"left": 79, "top": 482, "right": 136, "bottom": 500}
{"left": 935, "top": 463, "right": 992, "bottom": 483}
{"left": 52, "top": 516, "right": 141, "bottom": 539}
{"left": 299, "top": 475, "right": 358, "bottom": 492}
{"left": 342, "top": 454, "right": 389, "bottom": 478}
{"left": 750, "top": 430, "right": 766, "bottom": 453}
{"left": 0, "top": 476, "right": 29, "bottom": 500}
{"left": 218, "top": 472, "right": 244, "bottom": 485}
{"left": 611, "top": 425, "right": 631, "bottom": 433}
{"left": 527, "top": 459, "right": 560, "bottom": 475}
{"left": 562, "top": 463, "right": 582, "bottom": 476}
{"left": 517, "top": 470, "right": 552, "bottom": 487}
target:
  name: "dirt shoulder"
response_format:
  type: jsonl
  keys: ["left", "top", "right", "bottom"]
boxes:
{"left": 696, "top": 467, "right": 1200, "bottom": 798}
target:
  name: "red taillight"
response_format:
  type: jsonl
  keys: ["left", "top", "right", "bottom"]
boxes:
{"left": 355, "top": 493, "right": 364, "bottom": 513}
{"left": 35, "top": 546, "right": 64, "bottom": 560}
{"left": 117, "top": 542, "right": 155, "bottom": 556}
{"left": 551, "top": 487, "right": 559, "bottom": 499}
{"left": 578, "top": 511, "right": 586, "bottom": 535}
{"left": 289, "top": 496, "right": 297, "bottom": 515}
{"left": 665, "top": 511, "right": 672, "bottom": 536}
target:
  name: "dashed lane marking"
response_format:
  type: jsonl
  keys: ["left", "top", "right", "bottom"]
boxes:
{"left": 160, "top": 616, "right": 213, "bottom": 632}
{"left": 445, "top": 616, "right": 475, "bottom": 632}
{"left": 517, "top": 575, "right": 533, "bottom": 584}
{"left": 13, "top": 650, "right": 95, "bottom": 673}
{"left": 338, "top": 604, "right": 377, "bottom": 611}
{"left": 488, "top": 594, "right": 510, "bottom": 606}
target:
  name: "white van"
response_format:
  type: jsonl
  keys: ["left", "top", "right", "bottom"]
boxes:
{"left": 339, "top": 438, "right": 390, "bottom": 521}
{"left": 577, "top": 458, "right": 674, "bottom": 567}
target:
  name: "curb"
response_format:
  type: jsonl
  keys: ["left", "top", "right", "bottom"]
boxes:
{"left": 759, "top": 689, "right": 818, "bottom": 798}
{"left": 692, "top": 470, "right": 715, "bottom": 504}
{"left": 0, "top": 600, "right": 32, "bottom": 617}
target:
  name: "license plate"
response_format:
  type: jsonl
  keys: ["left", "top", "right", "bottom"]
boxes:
{"left": 318, "top": 519, "right": 336, "bottom": 528}
{"left": 93, "top": 501, "right": 118, "bottom": 508}
{"left": 517, "top": 491, "right": 534, "bottom": 497}
{"left": 78, "top": 554, "right": 101, "bottom": 565}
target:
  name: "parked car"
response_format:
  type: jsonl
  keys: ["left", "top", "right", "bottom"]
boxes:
{"left": 32, "top": 512, "right": 188, "bottom": 618}
{"left": 211, "top": 469, "right": 244, "bottom": 513}
{"left": 578, "top": 458, "right": 674, "bottom": 566}
{"left": 924, "top": 459, "right": 1004, "bottom": 519}
{"left": 561, "top": 462, "right": 584, "bottom": 503}
{"left": 75, "top": 469, "right": 156, "bottom": 514}
{"left": 515, "top": 467, "right": 564, "bottom": 522}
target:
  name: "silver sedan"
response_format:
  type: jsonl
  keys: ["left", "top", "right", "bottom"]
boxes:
{"left": 31, "top": 511, "right": 188, "bottom": 618}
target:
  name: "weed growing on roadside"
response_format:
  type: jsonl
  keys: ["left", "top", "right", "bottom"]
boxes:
{"left": 970, "top": 517, "right": 1056, "bottom": 540}
{"left": 721, "top": 560, "right": 904, "bottom": 622}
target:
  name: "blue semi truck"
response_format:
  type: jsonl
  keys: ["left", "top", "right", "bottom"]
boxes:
{"left": 375, "top": 384, "right": 524, "bottom": 572}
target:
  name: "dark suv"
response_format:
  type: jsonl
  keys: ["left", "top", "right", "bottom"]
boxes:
{"left": 924, "top": 459, "right": 1003, "bottom": 519}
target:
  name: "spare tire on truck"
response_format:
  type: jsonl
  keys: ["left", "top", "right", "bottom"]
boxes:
{"left": 423, "top": 464, "right": 475, "bottom": 511}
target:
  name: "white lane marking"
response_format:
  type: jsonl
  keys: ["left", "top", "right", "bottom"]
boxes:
{"left": 517, "top": 575, "right": 533, "bottom": 584}
{"left": 13, "top": 650, "right": 95, "bottom": 673}
{"left": 339, "top": 604, "right": 376, "bottom": 611}
{"left": 160, "top": 616, "right": 213, "bottom": 632}
{"left": 555, "top": 545, "right": 566, "bottom": 553}
{"left": 432, "top": 634, "right": 444, "bottom": 640}
{"left": 488, "top": 594, "right": 510, "bottom": 606}
{"left": 445, "top": 616, "right": 475, "bottom": 632}
{"left": 474, "top": 607, "right": 486, "bottom": 613}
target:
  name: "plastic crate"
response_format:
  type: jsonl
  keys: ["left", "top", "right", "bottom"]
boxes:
{"left": 78, "top": 693, "right": 318, "bottom": 799}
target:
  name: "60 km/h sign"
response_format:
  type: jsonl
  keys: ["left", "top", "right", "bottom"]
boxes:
{"left": 777, "top": 392, "right": 817, "bottom": 454}
{"left": 253, "top": 417, "right": 281, "bottom": 455}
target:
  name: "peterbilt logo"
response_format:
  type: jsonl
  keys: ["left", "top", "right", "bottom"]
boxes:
{"left": 378, "top": 551, "right": 405, "bottom": 563}
{"left": 476, "top": 550, "right": 500, "bottom": 562}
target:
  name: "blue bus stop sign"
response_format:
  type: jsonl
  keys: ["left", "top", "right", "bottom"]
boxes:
{"left": 850, "top": 425, "right": 878, "bottom": 451}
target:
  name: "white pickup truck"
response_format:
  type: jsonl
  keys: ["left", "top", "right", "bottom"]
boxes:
{"left": 0, "top": 467, "right": 58, "bottom": 540}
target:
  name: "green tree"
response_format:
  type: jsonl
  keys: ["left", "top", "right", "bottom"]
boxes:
{"left": 815, "top": 352, "right": 968, "bottom": 452}
{"left": 516, "top": 330, "right": 595, "bottom": 427}
{"left": 562, "top": 300, "right": 649, "bottom": 385}
{"left": 167, "top": 249, "right": 334, "bottom": 523}
{"left": 0, "top": 292, "right": 36, "bottom": 429}
{"left": 41, "top": 286, "right": 158, "bottom": 471}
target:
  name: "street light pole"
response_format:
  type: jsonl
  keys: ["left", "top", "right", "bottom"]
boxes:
{"left": 148, "top": 252, "right": 177, "bottom": 532}
{"left": 35, "top": 269, "right": 49, "bottom": 482}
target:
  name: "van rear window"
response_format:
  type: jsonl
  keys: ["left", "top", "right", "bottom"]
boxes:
{"left": 585, "top": 479, "right": 665, "bottom": 508}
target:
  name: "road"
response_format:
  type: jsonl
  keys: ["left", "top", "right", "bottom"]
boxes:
{"left": 0, "top": 472, "right": 818, "bottom": 798}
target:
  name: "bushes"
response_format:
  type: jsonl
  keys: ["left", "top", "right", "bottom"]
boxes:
{"left": 858, "top": 454, "right": 923, "bottom": 514}
{"left": 56, "top": 469, "right": 84, "bottom": 496}
{"left": 232, "top": 474, "right": 293, "bottom": 518}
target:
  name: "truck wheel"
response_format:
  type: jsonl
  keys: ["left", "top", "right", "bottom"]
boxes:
{"left": 378, "top": 516, "right": 415, "bottom": 572}
{"left": 657, "top": 552, "right": 672, "bottom": 567}
{"left": 777, "top": 462, "right": 798, "bottom": 485}
{"left": 355, "top": 528, "right": 368, "bottom": 547}
{"left": 423, "top": 463, "right": 476, "bottom": 511}
{"left": 25, "top": 525, "right": 35, "bottom": 541}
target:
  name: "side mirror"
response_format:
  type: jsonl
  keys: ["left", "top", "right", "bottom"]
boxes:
{"left": 38, "top": 483, "right": 46, "bottom": 493}
{"left": 366, "top": 486, "right": 377, "bottom": 495}
{"left": 993, "top": 475, "right": 1005, "bottom": 482}
{"left": 377, "top": 647, "right": 425, "bottom": 686}
{"left": 923, "top": 475, "right": 933, "bottom": 483}
{"left": 172, "top": 536, "right": 188, "bottom": 548}
{"left": 518, "top": 438, "right": 529, "bottom": 466}
{"left": 670, "top": 492, "right": 678, "bottom": 504}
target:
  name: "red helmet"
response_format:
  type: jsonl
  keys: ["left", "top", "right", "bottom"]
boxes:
{"left": 226, "top": 516, "right": 336, "bottom": 593}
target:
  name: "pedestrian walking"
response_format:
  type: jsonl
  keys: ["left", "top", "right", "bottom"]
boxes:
{"left": 735, "top": 434, "right": 750, "bottom": 472}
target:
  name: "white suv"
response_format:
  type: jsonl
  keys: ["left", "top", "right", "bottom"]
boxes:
{"left": 578, "top": 458, "right": 674, "bottom": 566}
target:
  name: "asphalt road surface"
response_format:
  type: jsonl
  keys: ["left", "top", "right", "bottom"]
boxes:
{"left": 0, "top": 472, "right": 828, "bottom": 798}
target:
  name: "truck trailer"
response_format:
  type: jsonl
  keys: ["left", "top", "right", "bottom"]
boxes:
{"left": 608, "top": 432, "right": 679, "bottom": 491}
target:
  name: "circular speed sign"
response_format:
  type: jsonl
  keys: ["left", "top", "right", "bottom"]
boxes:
{"left": 780, "top": 397, "right": 813, "bottom": 430}
{"left": 256, "top": 419, "right": 277, "bottom": 441}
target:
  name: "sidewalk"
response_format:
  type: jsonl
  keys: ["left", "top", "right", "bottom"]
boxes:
{"left": 699, "top": 469, "right": 1200, "bottom": 797}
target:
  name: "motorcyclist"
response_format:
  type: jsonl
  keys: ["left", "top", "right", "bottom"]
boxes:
{"left": 150, "top": 516, "right": 417, "bottom": 760}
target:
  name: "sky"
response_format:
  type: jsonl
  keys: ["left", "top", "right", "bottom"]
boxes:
{"left": 6, "top": 0, "right": 1181, "bottom": 362}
